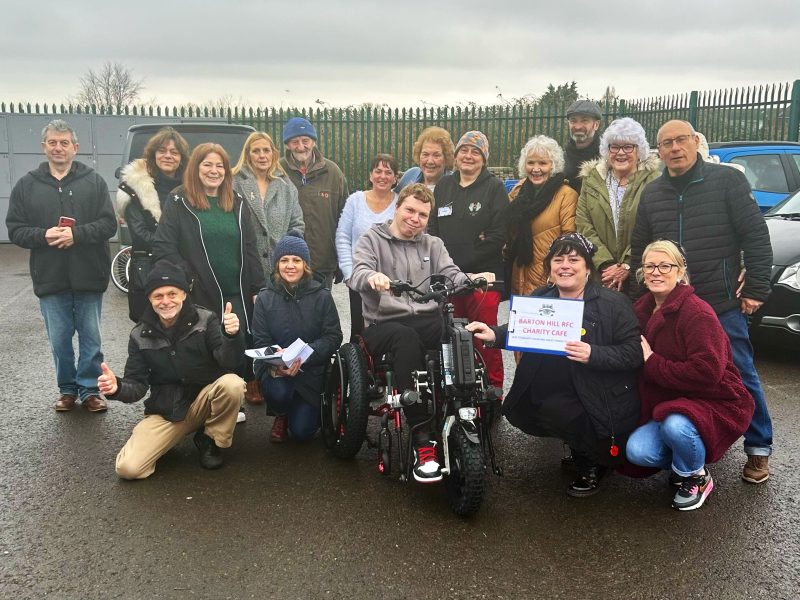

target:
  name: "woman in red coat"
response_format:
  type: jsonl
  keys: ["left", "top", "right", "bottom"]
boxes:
{"left": 626, "top": 240, "right": 754, "bottom": 511}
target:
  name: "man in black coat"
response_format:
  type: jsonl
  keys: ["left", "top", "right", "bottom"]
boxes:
{"left": 6, "top": 119, "right": 116, "bottom": 413}
{"left": 630, "top": 119, "right": 774, "bottom": 484}
{"left": 98, "top": 262, "right": 246, "bottom": 479}
{"left": 563, "top": 100, "right": 602, "bottom": 194}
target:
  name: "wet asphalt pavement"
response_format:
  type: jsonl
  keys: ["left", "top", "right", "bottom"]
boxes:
{"left": 0, "top": 243, "right": 798, "bottom": 599}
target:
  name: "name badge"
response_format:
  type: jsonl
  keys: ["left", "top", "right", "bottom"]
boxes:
{"left": 438, "top": 206, "right": 452, "bottom": 217}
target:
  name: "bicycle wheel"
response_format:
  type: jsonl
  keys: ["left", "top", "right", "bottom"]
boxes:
{"left": 111, "top": 246, "right": 131, "bottom": 294}
{"left": 321, "top": 343, "right": 369, "bottom": 459}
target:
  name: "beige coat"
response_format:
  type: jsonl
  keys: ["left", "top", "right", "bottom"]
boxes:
{"left": 507, "top": 180, "right": 578, "bottom": 296}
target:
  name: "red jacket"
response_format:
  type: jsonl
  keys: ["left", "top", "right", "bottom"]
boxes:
{"left": 634, "top": 284, "right": 754, "bottom": 463}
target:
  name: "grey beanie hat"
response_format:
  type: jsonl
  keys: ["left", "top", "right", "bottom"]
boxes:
{"left": 566, "top": 99, "right": 602, "bottom": 120}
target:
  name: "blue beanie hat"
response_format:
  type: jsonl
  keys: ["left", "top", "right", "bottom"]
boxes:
{"left": 282, "top": 117, "right": 318, "bottom": 144}
{"left": 273, "top": 231, "right": 310, "bottom": 266}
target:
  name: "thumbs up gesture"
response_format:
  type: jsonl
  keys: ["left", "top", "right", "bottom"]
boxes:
{"left": 223, "top": 301, "right": 240, "bottom": 335}
{"left": 97, "top": 362, "right": 118, "bottom": 396}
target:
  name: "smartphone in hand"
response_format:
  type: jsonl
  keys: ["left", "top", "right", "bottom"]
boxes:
{"left": 58, "top": 216, "right": 76, "bottom": 228}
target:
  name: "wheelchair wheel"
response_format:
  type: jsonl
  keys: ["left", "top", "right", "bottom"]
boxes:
{"left": 445, "top": 426, "right": 486, "bottom": 517}
{"left": 321, "top": 343, "right": 369, "bottom": 458}
{"left": 111, "top": 246, "right": 131, "bottom": 294}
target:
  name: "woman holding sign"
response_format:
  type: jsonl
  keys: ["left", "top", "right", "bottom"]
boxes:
{"left": 467, "top": 232, "right": 642, "bottom": 497}
{"left": 251, "top": 233, "right": 342, "bottom": 442}
{"left": 626, "top": 240, "right": 753, "bottom": 511}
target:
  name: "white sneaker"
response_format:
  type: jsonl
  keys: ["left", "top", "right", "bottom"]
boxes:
{"left": 413, "top": 441, "right": 442, "bottom": 483}
{"left": 236, "top": 410, "right": 246, "bottom": 424}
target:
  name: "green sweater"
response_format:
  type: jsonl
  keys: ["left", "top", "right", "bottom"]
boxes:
{"left": 194, "top": 196, "right": 241, "bottom": 296}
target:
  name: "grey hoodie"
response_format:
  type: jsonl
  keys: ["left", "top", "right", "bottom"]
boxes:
{"left": 350, "top": 221, "right": 468, "bottom": 326}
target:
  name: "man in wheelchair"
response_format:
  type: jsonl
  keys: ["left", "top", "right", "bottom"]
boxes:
{"left": 349, "top": 183, "right": 494, "bottom": 482}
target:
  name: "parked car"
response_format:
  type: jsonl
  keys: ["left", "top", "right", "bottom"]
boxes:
{"left": 708, "top": 141, "right": 800, "bottom": 210}
{"left": 751, "top": 190, "right": 800, "bottom": 346}
{"left": 115, "top": 122, "right": 256, "bottom": 243}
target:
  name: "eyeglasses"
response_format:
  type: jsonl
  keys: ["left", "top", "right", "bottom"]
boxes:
{"left": 608, "top": 143, "right": 636, "bottom": 154}
{"left": 657, "top": 134, "right": 694, "bottom": 149}
{"left": 643, "top": 263, "right": 680, "bottom": 274}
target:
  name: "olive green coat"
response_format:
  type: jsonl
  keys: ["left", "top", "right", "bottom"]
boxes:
{"left": 576, "top": 155, "right": 661, "bottom": 270}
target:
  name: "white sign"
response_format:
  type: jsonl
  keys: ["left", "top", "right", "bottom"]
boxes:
{"left": 506, "top": 295, "right": 584, "bottom": 355}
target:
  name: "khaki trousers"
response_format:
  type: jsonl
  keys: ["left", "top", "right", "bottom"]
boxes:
{"left": 116, "top": 373, "right": 245, "bottom": 480}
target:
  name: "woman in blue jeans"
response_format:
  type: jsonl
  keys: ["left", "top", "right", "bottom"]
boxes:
{"left": 251, "top": 233, "right": 342, "bottom": 442}
{"left": 626, "top": 240, "right": 754, "bottom": 511}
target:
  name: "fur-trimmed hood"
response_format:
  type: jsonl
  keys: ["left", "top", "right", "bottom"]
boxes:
{"left": 116, "top": 158, "right": 161, "bottom": 221}
{"left": 579, "top": 153, "right": 661, "bottom": 180}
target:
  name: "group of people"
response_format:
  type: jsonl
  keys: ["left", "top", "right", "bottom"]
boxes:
{"left": 6, "top": 103, "right": 774, "bottom": 510}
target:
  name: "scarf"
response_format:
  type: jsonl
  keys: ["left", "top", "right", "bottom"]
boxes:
{"left": 507, "top": 174, "right": 566, "bottom": 266}
{"left": 154, "top": 170, "right": 181, "bottom": 207}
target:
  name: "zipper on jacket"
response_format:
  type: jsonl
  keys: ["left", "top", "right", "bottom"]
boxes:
{"left": 676, "top": 177, "right": 703, "bottom": 247}
{"left": 181, "top": 197, "right": 226, "bottom": 325}
{"left": 236, "top": 202, "right": 251, "bottom": 335}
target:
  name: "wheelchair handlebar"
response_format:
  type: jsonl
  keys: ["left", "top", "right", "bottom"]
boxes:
{"left": 389, "top": 276, "right": 490, "bottom": 303}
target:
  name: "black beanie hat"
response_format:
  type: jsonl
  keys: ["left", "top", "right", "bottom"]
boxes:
{"left": 145, "top": 261, "right": 190, "bottom": 298}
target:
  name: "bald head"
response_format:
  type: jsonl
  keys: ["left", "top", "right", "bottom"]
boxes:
{"left": 656, "top": 120, "right": 700, "bottom": 177}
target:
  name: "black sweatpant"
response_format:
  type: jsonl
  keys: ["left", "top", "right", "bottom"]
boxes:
{"left": 361, "top": 313, "right": 442, "bottom": 430}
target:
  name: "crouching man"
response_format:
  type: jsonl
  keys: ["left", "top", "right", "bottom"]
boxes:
{"left": 98, "top": 261, "right": 245, "bottom": 479}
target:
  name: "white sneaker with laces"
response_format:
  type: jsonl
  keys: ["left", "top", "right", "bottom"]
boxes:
{"left": 413, "top": 441, "right": 442, "bottom": 483}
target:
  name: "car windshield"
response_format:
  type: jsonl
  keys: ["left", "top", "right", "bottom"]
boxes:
{"left": 765, "top": 190, "right": 800, "bottom": 217}
{"left": 128, "top": 130, "right": 252, "bottom": 165}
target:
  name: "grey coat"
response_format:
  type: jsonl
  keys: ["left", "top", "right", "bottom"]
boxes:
{"left": 233, "top": 167, "right": 304, "bottom": 274}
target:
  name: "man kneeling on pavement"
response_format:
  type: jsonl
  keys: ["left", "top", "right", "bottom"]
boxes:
{"left": 98, "top": 261, "right": 246, "bottom": 479}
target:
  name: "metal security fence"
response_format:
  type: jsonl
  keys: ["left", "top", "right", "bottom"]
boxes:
{"left": 4, "top": 80, "right": 799, "bottom": 191}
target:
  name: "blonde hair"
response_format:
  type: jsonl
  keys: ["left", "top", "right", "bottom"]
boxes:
{"left": 232, "top": 131, "right": 285, "bottom": 180}
{"left": 637, "top": 240, "right": 690, "bottom": 285}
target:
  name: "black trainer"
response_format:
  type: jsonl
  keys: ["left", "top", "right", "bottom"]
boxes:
{"left": 566, "top": 465, "right": 607, "bottom": 497}
{"left": 193, "top": 431, "right": 223, "bottom": 470}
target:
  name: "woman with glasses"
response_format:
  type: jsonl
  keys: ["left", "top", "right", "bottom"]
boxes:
{"left": 576, "top": 118, "right": 660, "bottom": 293}
{"left": 626, "top": 240, "right": 753, "bottom": 511}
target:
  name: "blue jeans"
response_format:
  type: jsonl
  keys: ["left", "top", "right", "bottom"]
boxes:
{"left": 39, "top": 291, "right": 104, "bottom": 400}
{"left": 260, "top": 376, "right": 319, "bottom": 441}
{"left": 717, "top": 308, "right": 773, "bottom": 456}
{"left": 626, "top": 415, "right": 706, "bottom": 477}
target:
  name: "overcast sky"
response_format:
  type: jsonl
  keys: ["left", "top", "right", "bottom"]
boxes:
{"left": 2, "top": 1, "right": 798, "bottom": 109}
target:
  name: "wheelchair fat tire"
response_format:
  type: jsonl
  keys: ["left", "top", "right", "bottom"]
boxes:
{"left": 322, "top": 343, "right": 369, "bottom": 459}
{"left": 445, "top": 426, "right": 486, "bottom": 517}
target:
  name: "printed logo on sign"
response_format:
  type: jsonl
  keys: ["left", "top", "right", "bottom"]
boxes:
{"left": 319, "top": 191, "right": 330, "bottom": 199}
{"left": 468, "top": 201, "right": 482, "bottom": 214}
{"left": 538, "top": 303, "right": 555, "bottom": 317}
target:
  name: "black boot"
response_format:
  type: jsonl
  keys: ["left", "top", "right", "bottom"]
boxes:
{"left": 193, "top": 430, "right": 223, "bottom": 470}
{"left": 566, "top": 451, "right": 606, "bottom": 497}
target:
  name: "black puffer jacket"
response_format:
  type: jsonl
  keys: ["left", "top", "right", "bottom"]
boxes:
{"left": 495, "top": 281, "right": 642, "bottom": 444}
{"left": 629, "top": 159, "right": 772, "bottom": 314}
{"left": 151, "top": 187, "right": 265, "bottom": 331}
{"left": 108, "top": 303, "right": 244, "bottom": 422}
{"left": 251, "top": 277, "right": 342, "bottom": 407}
{"left": 6, "top": 162, "right": 115, "bottom": 297}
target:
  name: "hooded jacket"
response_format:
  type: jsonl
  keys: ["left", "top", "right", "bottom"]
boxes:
{"left": 6, "top": 161, "right": 116, "bottom": 297}
{"left": 116, "top": 158, "right": 163, "bottom": 252}
{"left": 350, "top": 222, "right": 469, "bottom": 325}
{"left": 151, "top": 187, "right": 265, "bottom": 331}
{"left": 634, "top": 284, "right": 754, "bottom": 463}
{"left": 251, "top": 277, "right": 342, "bottom": 406}
{"left": 108, "top": 302, "right": 244, "bottom": 421}
{"left": 494, "top": 281, "right": 642, "bottom": 445}
{"left": 429, "top": 167, "right": 509, "bottom": 285}
{"left": 506, "top": 178, "right": 578, "bottom": 295}
{"left": 629, "top": 158, "right": 772, "bottom": 314}
{"left": 233, "top": 167, "right": 305, "bottom": 275}
{"left": 576, "top": 154, "right": 661, "bottom": 270}
{"left": 280, "top": 148, "right": 349, "bottom": 276}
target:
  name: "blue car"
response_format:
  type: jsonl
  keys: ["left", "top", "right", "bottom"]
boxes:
{"left": 708, "top": 141, "right": 800, "bottom": 210}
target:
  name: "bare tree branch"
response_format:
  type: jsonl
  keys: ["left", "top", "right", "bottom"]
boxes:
{"left": 75, "top": 62, "right": 144, "bottom": 109}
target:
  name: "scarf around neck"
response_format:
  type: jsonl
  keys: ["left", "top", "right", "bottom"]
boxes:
{"left": 507, "top": 174, "right": 566, "bottom": 266}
